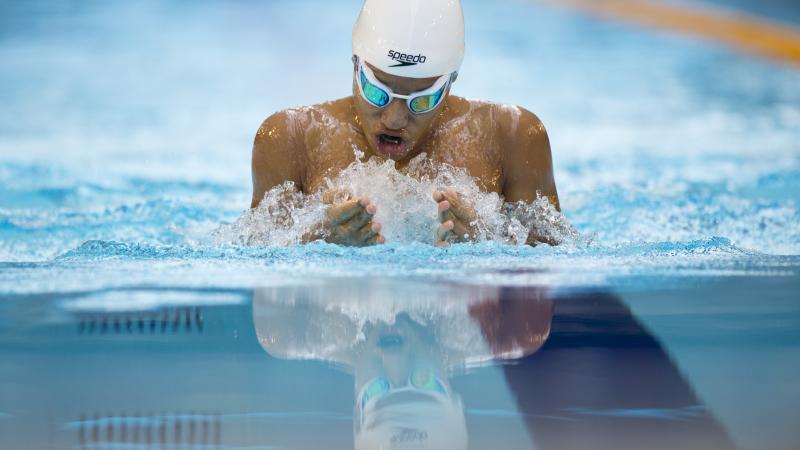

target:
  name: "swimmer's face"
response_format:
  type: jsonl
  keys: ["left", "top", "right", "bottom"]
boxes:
{"left": 352, "top": 62, "right": 450, "bottom": 161}
{"left": 355, "top": 315, "right": 444, "bottom": 390}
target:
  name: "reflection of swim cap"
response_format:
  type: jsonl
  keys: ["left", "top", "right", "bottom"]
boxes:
{"left": 352, "top": 0, "right": 465, "bottom": 78}
{"left": 355, "top": 390, "right": 468, "bottom": 450}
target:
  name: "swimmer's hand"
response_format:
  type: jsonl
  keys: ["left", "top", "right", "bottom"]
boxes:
{"left": 321, "top": 193, "right": 385, "bottom": 246}
{"left": 433, "top": 190, "right": 478, "bottom": 247}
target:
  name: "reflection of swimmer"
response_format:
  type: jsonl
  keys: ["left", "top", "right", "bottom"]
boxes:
{"left": 352, "top": 315, "right": 468, "bottom": 450}
{"left": 252, "top": 279, "right": 554, "bottom": 449}
{"left": 250, "top": 0, "right": 563, "bottom": 246}
{"left": 253, "top": 281, "right": 739, "bottom": 449}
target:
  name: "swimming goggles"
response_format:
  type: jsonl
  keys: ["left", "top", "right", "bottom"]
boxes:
{"left": 354, "top": 56, "right": 455, "bottom": 114}
{"left": 356, "top": 368, "right": 450, "bottom": 424}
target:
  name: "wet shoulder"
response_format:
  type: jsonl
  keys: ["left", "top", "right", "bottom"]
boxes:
{"left": 443, "top": 96, "right": 494, "bottom": 122}
{"left": 263, "top": 97, "right": 355, "bottom": 134}
{"left": 443, "top": 96, "right": 530, "bottom": 133}
{"left": 459, "top": 98, "right": 546, "bottom": 145}
{"left": 301, "top": 97, "right": 359, "bottom": 131}
{"left": 257, "top": 98, "right": 360, "bottom": 162}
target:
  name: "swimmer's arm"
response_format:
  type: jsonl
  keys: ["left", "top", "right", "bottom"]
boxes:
{"left": 251, "top": 111, "right": 383, "bottom": 245}
{"left": 501, "top": 107, "right": 562, "bottom": 245}
{"left": 251, "top": 111, "right": 304, "bottom": 208}
{"left": 501, "top": 107, "right": 560, "bottom": 209}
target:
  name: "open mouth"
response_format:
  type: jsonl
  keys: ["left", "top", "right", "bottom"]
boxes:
{"left": 376, "top": 133, "right": 405, "bottom": 156}
{"left": 379, "top": 134, "right": 402, "bottom": 145}
{"left": 378, "top": 333, "right": 404, "bottom": 349}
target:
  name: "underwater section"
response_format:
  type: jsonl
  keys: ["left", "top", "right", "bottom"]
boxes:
{"left": 5, "top": 279, "right": 792, "bottom": 449}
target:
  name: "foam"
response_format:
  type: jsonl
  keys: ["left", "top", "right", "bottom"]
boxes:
{"left": 215, "top": 153, "right": 578, "bottom": 246}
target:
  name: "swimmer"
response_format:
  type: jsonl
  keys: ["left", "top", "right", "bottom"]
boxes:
{"left": 251, "top": 0, "right": 560, "bottom": 246}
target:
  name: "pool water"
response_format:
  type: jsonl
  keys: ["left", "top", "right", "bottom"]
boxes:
{"left": 1, "top": 0, "right": 799, "bottom": 449}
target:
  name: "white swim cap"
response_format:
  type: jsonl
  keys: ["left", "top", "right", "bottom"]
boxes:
{"left": 352, "top": 0, "right": 465, "bottom": 78}
{"left": 355, "top": 390, "right": 468, "bottom": 450}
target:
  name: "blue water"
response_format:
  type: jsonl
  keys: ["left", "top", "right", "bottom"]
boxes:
{"left": 1, "top": 0, "right": 799, "bottom": 449}
{"left": 1, "top": 0, "right": 798, "bottom": 288}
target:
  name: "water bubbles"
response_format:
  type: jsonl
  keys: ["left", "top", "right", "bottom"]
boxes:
{"left": 213, "top": 182, "right": 326, "bottom": 246}
{"left": 215, "top": 154, "right": 578, "bottom": 246}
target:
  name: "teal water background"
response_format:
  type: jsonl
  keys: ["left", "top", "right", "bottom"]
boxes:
{"left": 1, "top": 0, "right": 799, "bottom": 278}
{"left": 1, "top": 1, "right": 799, "bottom": 449}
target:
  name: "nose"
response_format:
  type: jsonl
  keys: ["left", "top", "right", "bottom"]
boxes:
{"left": 380, "top": 99, "right": 409, "bottom": 130}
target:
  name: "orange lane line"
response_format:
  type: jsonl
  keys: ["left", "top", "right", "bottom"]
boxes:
{"left": 543, "top": 0, "right": 800, "bottom": 65}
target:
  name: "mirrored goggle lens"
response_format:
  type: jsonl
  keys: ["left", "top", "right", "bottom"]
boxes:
{"left": 410, "top": 369, "right": 447, "bottom": 395}
{"left": 360, "top": 377, "right": 391, "bottom": 411}
{"left": 409, "top": 85, "right": 446, "bottom": 113}
{"left": 360, "top": 69, "right": 390, "bottom": 107}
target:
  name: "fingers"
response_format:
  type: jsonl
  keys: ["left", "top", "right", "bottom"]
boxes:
{"left": 450, "top": 219, "right": 473, "bottom": 240}
{"left": 358, "top": 220, "right": 384, "bottom": 245}
{"left": 350, "top": 203, "right": 376, "bottom": 230}
{"left": 363, "top": 228, "right": 386, "bottom": 246}
{"left": 434, "top": 190, "right": 477, "bottom": 244}
{"left": 347, "top": 197, "right": 377, "bottom": 232}
{"left": 436, "top": 212, "right": 472, "bottom": 243}
{"left": 433, "top": 190, "right": 477, "bottom": 223}
{"left": 326, "top": 199, "right": 363, "bottom": 224}
{"left": 434, "top": 220, "right": 454, "bottom": 247}
{"left": 324, "top": 196, "right": 385, "bottom": 246}
{"left": 442, "top": 190, "right": 477, "bottom": 223}
{"left": 364, "top": 234, "right": 386, "bottom": 245}
{"left": 327, "top": 196, "right": 374, "bottom": 225}
{"left": 437, "top": 199, "right": 451, "bottom": 223}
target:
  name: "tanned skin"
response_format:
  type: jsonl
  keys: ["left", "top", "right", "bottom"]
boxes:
{"left": 251, "top": 61, "right": 560, "bottom": 246}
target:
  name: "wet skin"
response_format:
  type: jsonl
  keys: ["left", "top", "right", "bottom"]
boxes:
{"left": 251, "top": 62, "right": 560, "bottom": 246}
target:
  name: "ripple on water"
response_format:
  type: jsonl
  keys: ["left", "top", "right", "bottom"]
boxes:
{"left": 0, "top": 236, "right": 791, "bottom": 296}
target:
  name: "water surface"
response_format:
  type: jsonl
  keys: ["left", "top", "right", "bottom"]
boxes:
{"left": 1, "top": 0, "right": 799, "bottom": 449}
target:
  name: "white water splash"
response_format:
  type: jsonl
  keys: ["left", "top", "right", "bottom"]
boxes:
{"left": 215, "top": 153, "right": 578, "bottom": 246}
{"left": 214, "top": 181, "right": 327, "bottom": 246}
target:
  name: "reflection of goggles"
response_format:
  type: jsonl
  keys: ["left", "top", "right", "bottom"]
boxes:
{"left": 356, "top": 369, "right": 450, "bottom": 424}
{"left": 354, "top": 56, "right": 455, "bottom": 114}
